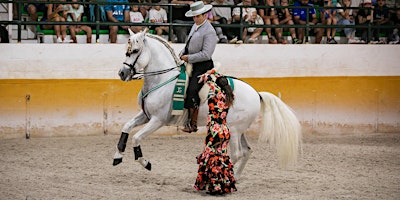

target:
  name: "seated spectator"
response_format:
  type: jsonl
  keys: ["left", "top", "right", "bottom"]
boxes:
{"left": 357, "top": 0, "right": 374, "bottom": 43}
{"left": 42, "top": 3, "right": 69, "bottom": 43}
{"left": 371, "top": 0, "right": 391, "bottom": 43}
{"left": 23, "top": 2, "right": 45, "bottom": 37}
{"left": 211, "top": 0, "right": 235, "bottom": 42}
{"left": 336, "top": 0, "right": 358, "bottom": 43}
{"left": 148, "top": 0, "right": 169, "bottom": 36}
{"left": 388, "top": 6, "right": 400, "bottom": 44}
{"left": 138, "top": 0, "right": 152, "bottom": 20}
{"left": 321, "top": 0, "right": 338, "bottom": 44}
{"left": 203, "top": 0, "right": 228, "bottom": 43}
{"left": 65, "top": 0, "right": 92, "bottom": 43}
{"left": 293, "top": 0, "right": 324, "bottom": 44}
{"left": 0, "top": 25, "right": 9, "bottom": 43}
{"left": 170, "top": 0, "right": 194, "bottom": 43}
{"left": 105, "top": 0, "right": 131, "bottom": 43}
{"left": 25, "top": 2, "right": 47, "bottom": 22}
{"left": 277, "top": 0, "right": 300, "bottom": 44}
{"left": 258, "top": 0, "right": 280, "bottom": 44}
{"left": 88, "top": 0, "right": 108, "bottom": 30}
{"left": 129, "top": 3, "right": 146, "bottom": 33}
{"left": 232, "top": 0, "right": 264, "bottom": 44}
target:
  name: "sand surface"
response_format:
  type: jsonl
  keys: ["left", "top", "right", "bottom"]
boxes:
{"left": 0, "top": 133, "right": 399, "bottom": 200}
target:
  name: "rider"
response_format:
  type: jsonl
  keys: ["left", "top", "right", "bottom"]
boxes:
{"left": 180, "top": 1, "right": 218, "bottom": 133}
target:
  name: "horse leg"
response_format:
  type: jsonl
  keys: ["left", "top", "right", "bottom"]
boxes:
{"left": 229, "top": 127, "right": 249, "bottom": 180}
{"left": 234, "top": 134, "right": 253, "bottom": 180}
{"left": 131, "top": 117, "right": 164, "bottom": 171}
{"left": 229, "top": 127, "right": 241, "bottom": 165}
{"left": 113, "top": 111, "right": 149, "bottom": 166}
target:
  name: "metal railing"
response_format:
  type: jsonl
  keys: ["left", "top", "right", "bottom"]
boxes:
{"left": 0, "top": 0, "right": 397, "bottom": 43}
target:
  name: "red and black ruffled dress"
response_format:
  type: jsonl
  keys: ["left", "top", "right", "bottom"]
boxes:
{"left": 194, "top": 75, "right": 237, "bottom": 194}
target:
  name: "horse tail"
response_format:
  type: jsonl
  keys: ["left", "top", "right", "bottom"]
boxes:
{"left": 258, "top": 92, "right": 302, "bottom": 168}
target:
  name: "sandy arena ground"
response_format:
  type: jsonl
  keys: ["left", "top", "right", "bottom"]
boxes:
{"left": 0, "top": 132, "right": 399, "bottom": 200}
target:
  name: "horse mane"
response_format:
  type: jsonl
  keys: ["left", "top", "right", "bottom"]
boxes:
{"left": 145, "top": 34, "right": 182, "bottom": 66}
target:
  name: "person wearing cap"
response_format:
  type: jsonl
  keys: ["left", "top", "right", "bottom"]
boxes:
{"left": 179, "top": 1, "right": 218, "bottom": 133}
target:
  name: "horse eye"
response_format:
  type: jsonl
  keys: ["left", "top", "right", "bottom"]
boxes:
{"left": 132, "top": 49, "right": 139, "bottom": 54}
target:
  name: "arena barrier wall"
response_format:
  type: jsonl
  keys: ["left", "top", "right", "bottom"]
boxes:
{"left": 1, "top": 44, "right": 399, "bottom": 139}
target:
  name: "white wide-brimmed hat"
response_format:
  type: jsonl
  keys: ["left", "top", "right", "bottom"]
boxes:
{"left": 185, "top": 1, "right": 213, "bottom": 17}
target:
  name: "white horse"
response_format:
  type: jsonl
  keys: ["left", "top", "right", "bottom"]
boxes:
{"left": 113, "top": 29, "right": 302, "bottom": 179}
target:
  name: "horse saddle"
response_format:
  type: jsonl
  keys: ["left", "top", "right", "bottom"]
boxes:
{"left": 171, "top": 63, "right": 234, "bottom": 116}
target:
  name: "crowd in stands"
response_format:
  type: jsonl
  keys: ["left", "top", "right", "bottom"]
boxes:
{"left": 8, "top": 0, "right": 400, "bottom": 44}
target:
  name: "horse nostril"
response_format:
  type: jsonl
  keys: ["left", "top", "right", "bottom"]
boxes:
{"left": 119, "top": 71, "right": 124, "bottom": 78}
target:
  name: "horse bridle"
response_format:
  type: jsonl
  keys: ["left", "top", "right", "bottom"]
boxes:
{"left": 123, "top": 45, "right": 179, "bottom": 80}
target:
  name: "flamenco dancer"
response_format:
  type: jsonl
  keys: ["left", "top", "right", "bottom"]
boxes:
{"left": 194, "top": 69, "right": 237, "bottom": 195}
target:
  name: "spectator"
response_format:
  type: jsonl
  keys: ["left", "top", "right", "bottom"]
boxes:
{"left": 231, "top": 0, "right": 264, "bottom": 44}
{"left": 321, "top": 0, "right": 338, "bottom": 43}
{"left": 65, "top": 0, "right": 92, "bottom": 43}
{"left": 23, "top": 2, "right": 45, "bottom": 38}
{"left": 388, "top": 6, "right": 400, "bottom": 44}
{"left": 259, "top": 0, "right": 280, "bottom": 43}
{"left": 203, "top": 0, "right": 228, "bottom": 43}
{"left": 148, "top": 0, "right": 169, "bottom": 36}
{"left": 277, "top": 0, "right": 300, "bottom": 44}
{"left": 88, "top": 0, "right": 108, "bottom": 30}
{"left": 42, "top": 3, "right": 69, "bottom": 43}
{"left": 0, "top": 25, "right": 9, "bottom": 43}
{"left": 24, "top": 2, "right": 47, "bottom": 22}
{"left": 371, "top": 0, "right": 391, "bottom": 43}
{"left": 129, "top": 3, "right": 146, "bottom": 33}
{"left": 170, "top": 0, "right": 194, "bottom": 43}
{"left": 357, "top": 0, "right": 374, "bottom": 43}
{"left": 211, "top": 0, "right": 235, "bottom": 42}
{"left": 137, "top": 0, "right": 152, "bottom": 19}
{"left": 336, "top": 0, "right": 358, "bottom": 43}
{"left": 105, "top": 0, "right": 131, "bottom": 43}
{"left": 293, "top": 0, "right": 324, "bottom": 44}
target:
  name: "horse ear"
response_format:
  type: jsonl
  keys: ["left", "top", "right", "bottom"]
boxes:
{"left": 128, "top": 28, "right": 134, "bottom": 36}
{"left": 143, "top": 27, "right": 149, "bottom": 33}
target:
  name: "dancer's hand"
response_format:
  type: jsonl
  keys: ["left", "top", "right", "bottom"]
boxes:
{"left": 198, "top": 73, "right": 208, "bottom": 83}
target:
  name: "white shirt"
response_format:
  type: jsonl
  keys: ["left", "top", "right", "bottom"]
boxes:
{"left": 336, "top": 2, "right": 353, "bottom": 21}
{"left": 67, "top": 5, "right": 84, "bottom": 22}
{"left": 232, "top": 3, "right": 257, "bottom": 22}
{"left": 130, "top": 11, "right": 144, "bottom": 23}
{"left": 149, "top": 8, "right": 167, "bottom": 23}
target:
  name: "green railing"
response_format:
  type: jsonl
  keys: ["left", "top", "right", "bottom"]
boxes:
{"left": 0, "top": 0, "right": 397, "bottom": 43}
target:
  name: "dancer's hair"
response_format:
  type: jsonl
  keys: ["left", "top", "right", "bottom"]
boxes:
{"left": 216, "top": 76, "right": 234, "bottom": 107}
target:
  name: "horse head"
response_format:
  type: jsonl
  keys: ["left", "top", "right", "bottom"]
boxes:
{"left": 118, "top": 29, "right": 149, "bottom": 81}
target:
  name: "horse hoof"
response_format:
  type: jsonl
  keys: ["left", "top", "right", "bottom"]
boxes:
{"left": 113, "top": 158, "right": 123, "bottom": 166}
{"left": 145, "top": 162, "right": 151, "bottom": 171}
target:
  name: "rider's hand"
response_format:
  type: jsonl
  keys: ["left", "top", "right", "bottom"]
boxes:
{"left": 180, "top": 55, "right": 188, "bottom": 62}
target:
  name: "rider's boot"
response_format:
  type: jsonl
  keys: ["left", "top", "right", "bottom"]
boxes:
{"left": 190, "top": 107, "right": 199, "bottom": 132}
{"left": 181, "top": 108, "right": 193, "bottom": 133}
